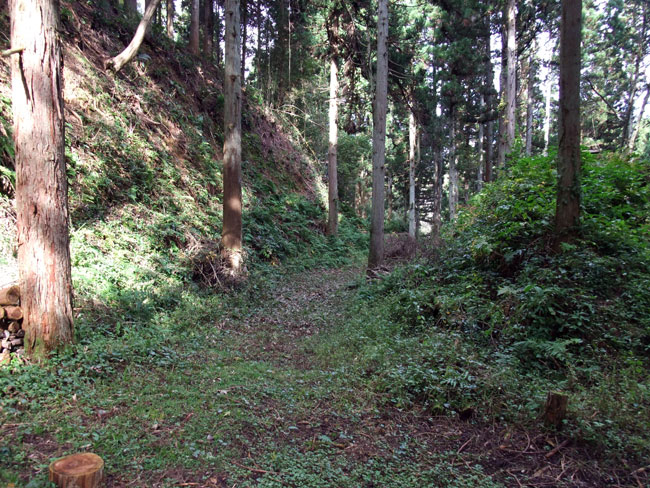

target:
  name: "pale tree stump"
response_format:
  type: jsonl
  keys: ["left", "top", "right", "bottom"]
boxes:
{"left": 49, "top": 453, "right": 104, "bottom": 488}
{"left": 543, "top": 391, "right": 568, "bottom": 428}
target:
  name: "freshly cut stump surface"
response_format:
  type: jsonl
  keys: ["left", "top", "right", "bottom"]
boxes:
{"left": 49, "top": 452, "right": 104, "bottom": 488}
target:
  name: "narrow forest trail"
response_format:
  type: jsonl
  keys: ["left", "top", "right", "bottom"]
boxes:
{"left": 7, "top": 264, "right": 614, "bottom": 487}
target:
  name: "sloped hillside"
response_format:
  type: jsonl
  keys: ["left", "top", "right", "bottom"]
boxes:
{"left": 0, "top": 0, "right": 361, "bottom": 300}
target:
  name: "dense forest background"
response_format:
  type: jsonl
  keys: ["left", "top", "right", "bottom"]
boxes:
{"left": 0, "top": 0, "right": 649, "bottom": 486}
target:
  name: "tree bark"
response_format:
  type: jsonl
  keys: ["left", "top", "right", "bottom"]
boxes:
{"left": 368, "top": 0, "right": 388, "bottom": 269}
{"left": 478, "top": 97, "right": 485, "bottom": 191}
{"left": 408, "top": 110, "right": 417, "bottom": 238}
{"left": 629, "top": 82, "right": 650, "bottom": 151}
{"left": 203, "top": 0, "right": 213, "bottom": 57}
{"left": 189, "top": 0, "right": 200, "bottom": 55}
{"left": 10, "top": 0, "right": 74, "bottom": 358}
{"left": 222, "top": 0, "right": 243, "bottom": 275}
{"left": 543, "top": 391, "right": 568, "bottom": 428}
{"left": 505, "top": 0, "right": 516, "bottom": 158}
{"left": 555, "top": 0, "right": 582, "bottom": 238}
{"left": 106, "top": 0, "right": 164, "bottom": 72}
{"left": 497, "top": 29, "right": 507, "bottom": 169}
{"left": 449, "top": 106, "right": 459, "bottom": 221}
{"left": 543, "top": 66, "right": 552, "bottom": 156}
{"left": 215, "top": 3, "right": 221, "bottom": 66}
{"left": 327, "top": 57, "right": 339, "bottom": 236}
{"left": 431, "top": 146, "right": 443, "bottom": 242}
{"left": 126, "top": 0, "right": 138, "bottom": 14}
{"left": 240, "top": 0, "right": 247, "bottom": 83}
{"left": 166, "top": 0, "right": 174, "bottom": 38}
{"left": 485, "top": 22, "right": 495, "bottom": 182}
{"left": 525, "top": 45, "right": 536, "bottom": 156}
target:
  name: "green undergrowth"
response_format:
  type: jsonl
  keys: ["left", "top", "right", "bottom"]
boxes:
{"left": 316, "top": 152, "right": 650, "bottom": 465}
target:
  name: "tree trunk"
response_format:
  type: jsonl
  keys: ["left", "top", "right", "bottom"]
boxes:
{"left": 126, "top": 0, "right": 138, "bottom": 15}
{"left": 431, "top": 146, "right": 443, "bottom": 241}
{"left": 449, "top": 106, "right": 459, "bottom": 221}
{"left": 215, "top": 3, "right": 221, "bottom": 66}
{"left": 368, "top": 0, "right": 388, "bottom": 269}
{"left": 555, "top": 0, "right": 582, "bottom": 238}
{"left": 485, "top": 22, "right": 494, "bottom": 182}
{"left": 543, "top": 66, "right": 552, "bottom": 156}
{"left": 240, "top": 0, "right": 247, "bottom": 83}
{"left": 525, "top": 45, "right": 536, "bottom": 156}
{"left": 505, "top": 0, "right": 516, "bottom": 158}
{"left": 408, "top": 110, "right": 417, "bottom": 238}
{"left": 166, "top": 0, "right": 174, "bottom": 37}
{"left": 622, "top": 8, "right": 647, "bottom": 147}
{"left": 629, "top": 82, "right": 650, "bottom": 151}
{"left": 10, "top": 0, "right": 74, "bottom": 358}
{"left": 222, "top": 0, "right": 243, "bottom": 275}
{"left": 189, "top": 0, "right": 200, "bottom": 55}
{"left": 478, "top": 97, "right": 485, "bottom": 191}
{"left": 256, "top": 2, "right": 262, "bottom": 85}
{"left": 203, "top": 0, "right": 213, "bottom": 57}
{"left": 327, "top": 57, "right": 339, "bottom": 236}
{"left": 106, "top": 0, "right": 164, "bottom": 71}
{"left": 497, "top": 29, "right": 507, "bottom": 169}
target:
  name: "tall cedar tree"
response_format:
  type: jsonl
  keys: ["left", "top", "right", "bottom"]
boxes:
{"left": 555, "top": 0, "right": 582, "bottom": 237}
{"left": 368, "top": 0, "right": 388, "bottom": 268}
{"left": 189, "top": 0, "right": 200, "bottom": 55}
{"left": 222, "top": 0, "right": 244, "bottom": 274}
{"left": 10, "top": 0, "right": 74, "bottom": 356}
{"left": 327, "top": 7, "right": 340, "bottom": 236}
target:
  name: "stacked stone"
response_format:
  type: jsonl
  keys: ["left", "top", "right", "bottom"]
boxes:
{"left": 0, "top": 285, "right": 24, "bottom": 363}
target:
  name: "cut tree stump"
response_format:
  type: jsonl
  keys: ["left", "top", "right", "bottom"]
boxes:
{"left": 543, "top": 391, "right": 568, "bottom": 428}
{"left": 3, "top": 306, "right": 23, "bottom": 321}
{"left": 49, "top": 452, "right": 104, "bottom": 488}
{"left": 0, "top": 285, "right": 20, "bottom": 306}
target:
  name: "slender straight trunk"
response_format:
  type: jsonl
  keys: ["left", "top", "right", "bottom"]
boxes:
{"left": 287, "top": 0, "right": 291, "bottom": 88}
{"left": 203, "top": 0, "right": 213, "bottom": 57}
{"left": 215, "top": 3, "right": 221, "bottom": 66}
{"left": 256, "top": 3, "right": 262, "bottom": 84}
{"left": 189, "top": 0, "right": 200, "bottom": 55}
{"left": 497, "top": 30, "right": 507, "bottom": 168}
{"left": 408, "top": 110, "right": 417, "bottom": 238}
{"left": 166, "top": 0, "right": 174, "bottom": 38}
{"left": 431, "top": 146, "right": 443, "bottom": 241}
{"left": 449, "top": 106, "right": 459, "bottom": 221}
{"left": 223, "top": 0, "right": 243, "bottom": 273}
{"left": 478, "top": 96, "right": 485, "bottom": 191}
{"left": 126, "top": 0, "right": 138, "bottom": 14}
{"left": 630, "top": 83, "right": 650, "bottom": 151}
{"left": 525, "top": 46, "right": 536, "bottom": 156}
{"left": 266, "top": 18, "right": 271, "bottom": 100}
{"left": 387, "top": 171, "right": 393, "bottom": 221}
{"left": 107, "top": 0, "right": 164, "bottom": 71}
{"left": 622, "top": 8, "right": 647, "bottom": 147}
{"left": 485, "top": 23, "right": 494, "bottom": 182}
{"left": 555, "top": 0, "right": 582, "bottom": 238}
{"left": 240, "top": 0, "right": 247, "bottom": 82}
{"left": 543, "top": 67, "right": 552, "bottom": 156}
{"left": 505, "top": 0, "right": 516, "bottom": 157}
{"left": 11, "top": 0, "right": 74, "bottom": 357}
{"left": 368, "top": 0, "right": 388, "bottom": 268}
{"left": 327, "top": 57, "right": 339, "bottom": 236}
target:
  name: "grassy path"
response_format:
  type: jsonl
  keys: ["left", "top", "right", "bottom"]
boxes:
{"left": 2, "top": 264, "right": 622, "bottom": 487}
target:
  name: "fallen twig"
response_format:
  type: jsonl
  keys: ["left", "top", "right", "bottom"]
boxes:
{"left": 545, "top": 438, "right": 570, "bottom": 459}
